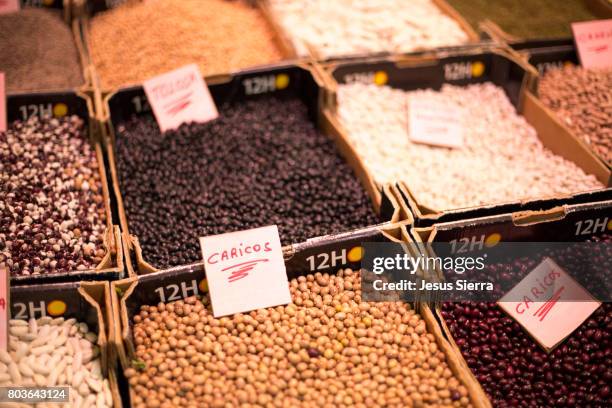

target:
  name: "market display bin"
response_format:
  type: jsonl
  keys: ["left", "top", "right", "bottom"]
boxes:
{"left": 513, "top": 41, "right": 611, "bottom": 169}
{"left": 73, "top": 0, "right": 299, "bottom": 96}
{"left": 1, "top": 0, "right": 91, "bottom": 90}
{"left": 99, "top": 62, "right": 403, "bottom": 275}
{"left": 259, "top": 0, "right": 481, "bottom": 63}
{"left": 411, "top": 199, "right": 612, "bottom": 407}
{"left": 4, "top": 91, "right": 123, "bottom": 284}
{"left": 7, "top": 280, "right": 122, "bottom": 407}
{"left": 109, "top": 222, "right": 489, "bottom": 408}
{"left": 321, "top": 46, "right": 611, "bottom": 227}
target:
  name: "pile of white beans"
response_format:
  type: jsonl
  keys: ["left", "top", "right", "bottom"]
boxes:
{"left": 337, "top": 82, "right": 603, "bottom": 211}
{"left": 0, "top": 317, "right": 113, "bottom": 408}
{"left": 268, "top": 0, "right": 470, "bottom": 58}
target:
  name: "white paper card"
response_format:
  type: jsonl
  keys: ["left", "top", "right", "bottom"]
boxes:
{"left": 200, "top": 225, "right": 291, "bottom": 317}
{"left": 498, "top": 257, "right": 600, "bottom": 352}
{"left": 408, "top": 96, "right": 463, "bottom": 148}
{"left": 143, "top": 64, "right": 218, "bottom": 132}
{"left": 0, "top": 0, "right": 19, "bottom": 15}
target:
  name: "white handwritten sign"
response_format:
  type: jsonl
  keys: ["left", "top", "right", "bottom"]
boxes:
{"left": 498, "top": 258, "right": 600, "bottom": 352}
{"left": 572, "top": 19, "right": 612, "bottom": 69}
{"left": 408, "top": 96, "right": 463, "bottom": 148}
{"left": 143, "top": 64, "right": 218, "bottom": 132}
{"left": 0, "top": 0, "right": 19, "bottom": 15}
{"left": 200, "top": 225, "right": 291, "bottom": 317}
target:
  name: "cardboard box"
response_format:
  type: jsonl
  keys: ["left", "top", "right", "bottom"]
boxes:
{"left": 9, "top": 280, "right": 122, "bottom": 407}
{"left": 110, "top": 222, "right": 489, "bottom": 408}
{"left": 509, "top": 41, "right": 611, "bottom": 169}
{"left": 5, "top": 91, "right": 123, "bottom": 284}
{"left": 97, "top": 62, "right": 403, "bottom": 275}
{"left": 260, "top": 0, "right": 480, "bottom": 63}
{"left": 322, "top": 46, "right": 611, "bottom": 226}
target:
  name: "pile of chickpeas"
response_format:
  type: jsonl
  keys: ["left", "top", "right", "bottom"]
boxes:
{"left": 126, "top": 269, "right": 472, "bottom": 408}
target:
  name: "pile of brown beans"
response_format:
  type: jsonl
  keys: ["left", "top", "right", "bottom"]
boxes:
{"left": 538, "top": 65, "right": 612, "bottom": 165}
{"left": 126, "top": 269, "right": 472, "bottom": 408}
{"left": 89, "top": 0, "right": 284, "bottom": 89}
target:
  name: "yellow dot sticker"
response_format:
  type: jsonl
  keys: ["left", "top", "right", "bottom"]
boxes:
{"left": 275, "top": 74, "right": 290, "bottom": 90}
{"left": 485, "top": 233, "right": 501, "bottom": 248}
{"left": 347, "top": 246, "right": 364, "bottom": 263}
{"left": 471, "top": 62, "right": 485, "bottom": 78}
{"left": 607, "top": 220, "right": 612, "bottom": 231}
{"left": 47, "top": 300, "right": 66, "bottom": 317}
{"left": 374, "top": 71, "right": 388, "bottom": 86}
{"left": 563, "top": 61, "right": 574, "bottom": 68}
{"left": 43, "top": 0, "right": 54, "bottom": 5}
{"left": 199, "top": 279, "right": 208, "bottom": 293}
{"left": 53, "top": 103, "right": 68, "bottom": 118}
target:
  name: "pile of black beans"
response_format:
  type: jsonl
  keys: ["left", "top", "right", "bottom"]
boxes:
{"left": 115, "top": 95, "right": 380, "bottom": 269}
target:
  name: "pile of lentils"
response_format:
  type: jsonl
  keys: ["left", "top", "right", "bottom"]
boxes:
{"left": 268, "top": 0, "right": 470, "bottom": 59}
{"left": 115, "top": 95, "right": 380, "bottom": 269}
{"left": 0, "top": 8, "right": 84, "bottom": 93}
{"left": 89, "top": 0, "right": 284, "bottom": 89}
{"left": 0, "top": 116, "right": 106, "bottom": 277}
{"left": 126, "top": 269, "right": 472, "bottom": 408}
{"left": 539, "top": 65, "right": 612, "bottom": 165}
{"left": 337, "top": 82, "right": 603, "bottom": 211}
{"left": 446, "top": 0, "right": 598, "bottom": 39}
{"left": 441, "top": 234, "right": 612, "bottom": 407}
{"left": 2, "top": 317, "right": 113, "bottom": 407}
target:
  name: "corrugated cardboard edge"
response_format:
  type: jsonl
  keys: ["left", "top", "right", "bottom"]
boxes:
{"left": 78, "top": 281, "right": 123, "bottom": 407}
{"left": 428, "top": 305, "right": 492, "bottom": 408}
{"left": 100, "top": 62, "right": 400, "bottom": 275}
{"left": 422, "top": 305, "right": 492, "bottom": 408}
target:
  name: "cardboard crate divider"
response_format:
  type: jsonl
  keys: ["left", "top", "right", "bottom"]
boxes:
{"left": 110, "top": 223, "right": 488, "bottom": 408}
{"left": 5, "top": 91, "right": 123, "bottom": 284}
{"left": 9, "top": 280, "right": 122, "bottom": 407}
{"left": 97, "top": 62, "right": 403, "bottom": 276}
{"left": 320, "top": 46, "right": 611, "bottom": 226}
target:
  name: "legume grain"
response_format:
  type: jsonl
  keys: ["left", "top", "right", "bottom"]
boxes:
{"left": 0, "top": 8, "right": 84, "bottom": 93}
{"left": 268, "top": 0, "right": 470, "bottom": 59}
{"left": 115, "top": 96, "right": 379, "bottom": 269}
{"left": 0, "top": 116, "right": 106, "bottom": 277}
{"left": 127, "top": 269, "right": 472, "bottom": 408}
{"left": 89, "top": 0, "right": 284, "bottom": 89}
{"left": 446, "top": 0, "right": 598, "bottom": 39}
{"left": 539, "top": 65, "right": 612, "bottom": 165}
{"left": 337, "top": 82, "right": 603, "bottom": 212}
{"left": 2, "top": 317, "right": 113, "bottom": 408}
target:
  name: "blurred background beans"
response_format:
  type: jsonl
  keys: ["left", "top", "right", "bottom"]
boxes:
{"left": 115, "top": 96, "right": 380, "bottom": 269}
{"left": 446, "top": 0, "right": 598, "bottom": 39}
{"left": 89, "top": 0, "right": 285, "bottom": 89}
{"left": 0, "top": 8, "right": 84, "bottom": 93}
{"left": 539, "top": 65, "right": 612, "bottom": 166}
{"left": 268, "top": 0, "right": 470, "bottom": 59}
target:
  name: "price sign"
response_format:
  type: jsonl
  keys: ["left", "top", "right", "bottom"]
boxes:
{"left": 572, "top": 19, "right": 612, "bottom": 69}
{"left": 408, "top": 96, "right": 464, "bottom": 148}
{"left": 143, "top": 64, "right": 218, "bottom": 132}
{"left": 200, "top": 226, "right": 291, "bottom": 317}
{"left": 498, "top": 258, "right": 600, "bottom": 352}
